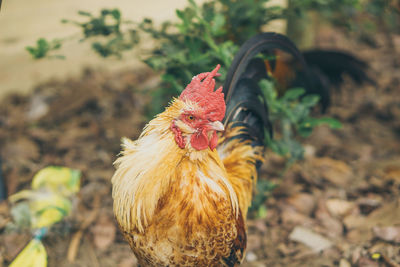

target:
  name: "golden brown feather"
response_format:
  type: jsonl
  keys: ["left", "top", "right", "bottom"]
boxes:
{"left": 112, "top": 97, "right": 251, "bottom": 266}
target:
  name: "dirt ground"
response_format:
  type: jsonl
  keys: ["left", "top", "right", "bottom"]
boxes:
{"left": 0, "top": 26, "right": 399, "bottom": 266}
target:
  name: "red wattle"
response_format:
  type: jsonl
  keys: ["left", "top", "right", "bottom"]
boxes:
{"left": 209, "top": 131, "right": 218, "bottom": 150}
{"left": 171, "top": 122, "right": 185, "bottom": 148}
{"left": 191, "top": 129, "right": 209, "bottom": 150}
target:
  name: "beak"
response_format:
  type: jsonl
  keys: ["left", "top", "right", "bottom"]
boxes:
{"left": 209, "top": 121, "right": 224, "bottom": 131}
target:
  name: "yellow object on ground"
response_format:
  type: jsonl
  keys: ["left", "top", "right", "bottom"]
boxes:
{"left": 8, "top": 166, "right": 82, "bottom": 267}
{"left": 9, "top": 166, "right": 80, "bottom": 228}
{"left": 9, "top": 239, "right": 47, "bottom": 267}
{"left": 31, "top": 166, "right": 81, "bottom": 196}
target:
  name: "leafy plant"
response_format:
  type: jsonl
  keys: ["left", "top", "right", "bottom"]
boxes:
{"left": 26, "top": 38, "right": 64, "bottom": 59}
{"left": 249, "top": 179, "right": 277, "bottom": 218}
{"left": 26, "top": 1, "right": 285, "bottom": 107}
{"left": 260, "top": 79, "right": 341, "bottom": 166}
{"left": 62, "top": 9, "right": 140, "bottom": 58}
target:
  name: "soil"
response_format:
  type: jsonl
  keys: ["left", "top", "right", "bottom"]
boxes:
{"left": 0, "top": 28, "right": 399, "bottom": 267}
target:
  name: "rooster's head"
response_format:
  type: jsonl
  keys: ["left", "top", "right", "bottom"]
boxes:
{"left": 171, "top": 65, "right": 226, "bottom": 151}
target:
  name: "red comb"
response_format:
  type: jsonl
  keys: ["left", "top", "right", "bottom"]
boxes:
{"left": 179, "top": 65, "right": 225, "bottom": 121}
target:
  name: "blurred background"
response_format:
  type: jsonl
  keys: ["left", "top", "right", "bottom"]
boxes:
{"left": 0, "top": 0, "right": 201, "bottom": 98}
{"left": 0, "top": 0, "right": 399, "bottom": 266}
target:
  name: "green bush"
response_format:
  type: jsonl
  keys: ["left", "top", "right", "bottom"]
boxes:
{"left": 260, "top": 80, "right": 341, "bottom": 166}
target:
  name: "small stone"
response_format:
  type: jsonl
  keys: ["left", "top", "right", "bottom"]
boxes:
{"left": 246, "top": 251, "right": 258, "bottom": 262}
{"left": 326, "top": 199, "right": 355, "bottom": 217}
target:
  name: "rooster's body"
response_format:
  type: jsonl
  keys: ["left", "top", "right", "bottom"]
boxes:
{"left": 112, "top": 65, "right": 259, "bottom": 266}
{"left": 112, "top": 32, "right": 370, "bottom": 266}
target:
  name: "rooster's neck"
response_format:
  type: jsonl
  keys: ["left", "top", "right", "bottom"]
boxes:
{"left": 112, "top": 99, "right": 238, "bottom": 234}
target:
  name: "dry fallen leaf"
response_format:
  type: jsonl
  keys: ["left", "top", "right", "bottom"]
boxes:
{"left": 357, "top": 196, "right": 382, "bottom": 215}
{"left": 326, "top": 199, "right": 355, "bottom": 217}
{"left": 2, "top": 233, "right": 30, "bottom": 261}
{"left": 246, "top": 234, "right": 262, "bottom": 251}
{"left": 277, "top": 243, "right": 296, "bottom": 256}
{"left": 312, "top": 157, "right": 353, "bottom": 187}
{"left": 367, "top": 200, "right": 400, "bottom": 227}
{"left": 343, "top": 214, "right": 368, "bottom": 230}
{"left": 248, "top": 218, "right": 268, "bottom": 233}
{"left": 384, "top": 165, "right": 400, "bottom": 184}
{"left": 315, "top": 199, "right": 344, "bottom": 237}
{"left": 118, "top": 256, "right": 138, "bottom": 267}
{"left": 285, "top": 193, "right": 316, "bottom": 216}
{"left": 289, "top": 226, "right": 332, "bottom": 253}
{"left": 303, "top": 157, "right": 354, "bottom": 187}
{"left": 373, "top": 226, "right": 400, "bottom": 243}
{"left": 281, "top": 205, "right": 314, "bottom": 225}
{"left": 91, "top": 214, "right": 116, "bottom": 251}
{"left": 3, "top": 137, "right": 40, "bottom": 163}
{"left": 357, "top": 256, "right": 379, "bottom": 267}
{"left": 316, "top": 210, "right": 344, "bottom": 238}
{"left": 339, "top": 258, "right": 351, "bottom": 267}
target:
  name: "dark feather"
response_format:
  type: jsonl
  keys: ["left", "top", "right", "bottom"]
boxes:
{"left": 240, "top": 58, "right": 268, "bottom": 83}
{"left": 302, "top": 49, "right": 374, "bottom": 87}
{"left": 223, "top": 32, "right": 312, "bottom": 146}
{"left": 290, "top": 49, "right": 374, "bottom": 111}
{"left": 222, "top": 32, "right": 374, "bottom": 158}
{"left": 221, "top": 210, "right": 246, "bottom": 266}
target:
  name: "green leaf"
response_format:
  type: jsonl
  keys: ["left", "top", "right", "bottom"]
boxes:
{"left": 259, "top": 79, "right": 277, "bottom": 102}
{"left": 301, "top": 94, "right": 320, "bottom": 107}
{"left": 176, "top": 9, "right": 185, "bottom": 20}
{"left": 313, "top": 117, "right": 342, "bottom": 128}
{"left": 78, "top": 10, "right": 92, "bottom": 17}
{"left": 111, "top": 9, "right": 121, "bottom": 20}
{"left": 297, "top": 125, "right": 313, "bottom": 137}
{"left": 282, "top": 88, "right": 306, "bottom": 101}
{"left": 26, "top": 38, "right": 63, "bottom": 59}
{"left": 297, "top": 117, "right": 342, "bottom": 137}
{"left": 303, "top": 117, "right": 342, "bottom": 129}
{"left": 210, "top": 13, "right": 226, "bottom": 35}
{"left": 257, "top": 205, "right": 267, "bottom": 218}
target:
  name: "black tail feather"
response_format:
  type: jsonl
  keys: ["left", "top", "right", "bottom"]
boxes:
{"left": 222, "top": 32, "right": 374, "bottom": 146}
{"left": 240, "top": 58, "right": 268, "bottom": 83}
{"left": 223, "top": 32, "right": 311, "bottom": 146}
{"left": 302, "top": 49, "right": 374, "bottom": 87}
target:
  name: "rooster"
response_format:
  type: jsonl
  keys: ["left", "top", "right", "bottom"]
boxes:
{"left": 112, "top": 32, "right": 370, "bottom": 266}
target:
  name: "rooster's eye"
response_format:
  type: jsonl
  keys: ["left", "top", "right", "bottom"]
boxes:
{"left": 187, "top": 115, "right": 194, "bottom": 121}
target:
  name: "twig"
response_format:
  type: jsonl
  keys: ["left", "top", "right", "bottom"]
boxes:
{"left": 382, "top": 254, "right": 400, "bottom": 267}
{"left": 0, "top": 157, "right": 6, "bottom": 201}
{"left": 85, "top": 236, "right": 101, "bottom": 267}
{"left": 67, "top": 194, "right": 101, "bottom": 262}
